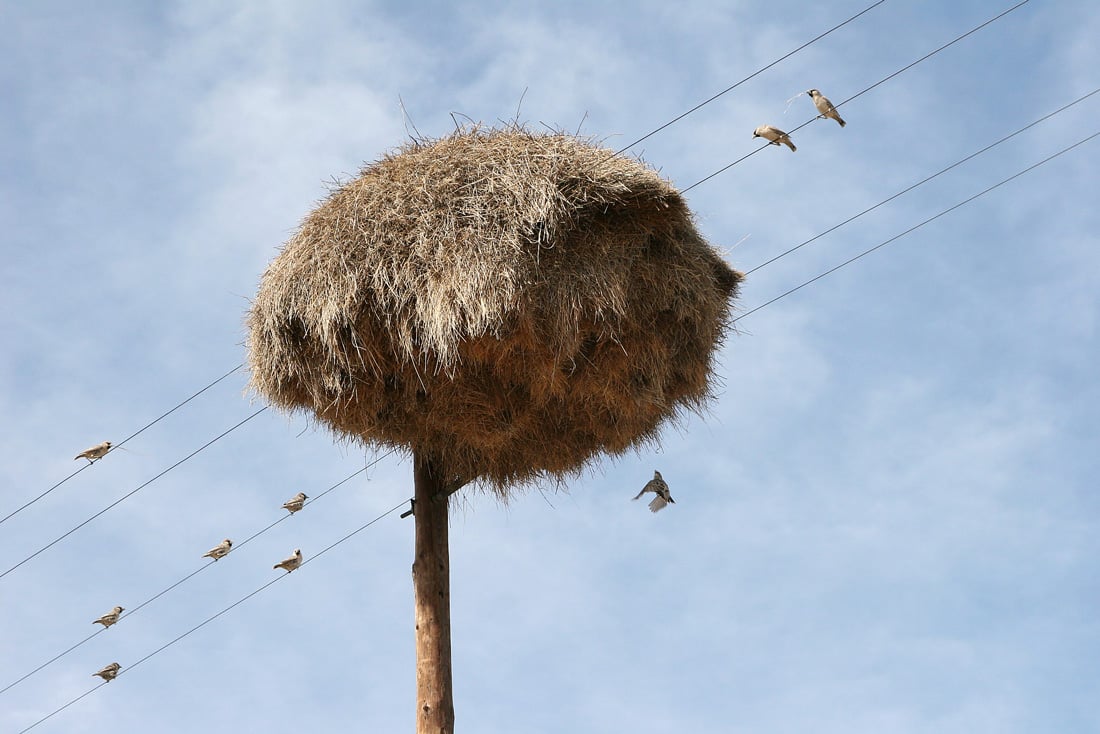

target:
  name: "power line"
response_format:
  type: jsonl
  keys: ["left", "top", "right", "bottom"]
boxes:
{"left": 616, "top": 0, "right": 889, "bottom": 154}
{"left": 17, "top": 496, "right": 411, "bottom": 734}
{"left": 743, "top": 87, "right": 1100, "bottom": 276}
{"left": 831, "top": 0, "right": 1032, "bottom": 112}
{"left": 682, "top": 0, "right": 1033, "bottom": 193}
{"left": 113, "top": 364, "right": 246, "bottom": 448}
{"left": 0, "top": 364, "right": 244, "bottom": 529}
{"left": 732, "top": 130, "right": 1100, "bottom": 324}
{"left": 127, "top": 497, "right": 409, "bottom": 673}
{"left": 17, "top": 682, "right": 106, "bottom": 734}
{"left": 0, "top": 630, "right": 104, "bottom": 699}
{"left": 0, "top": 406, "right": 268, "bottom": 582}
{"left": 0, "top": 450, "right": 397, "bottom": 697}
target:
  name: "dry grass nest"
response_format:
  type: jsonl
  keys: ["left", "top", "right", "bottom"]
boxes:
{"left": 247, "top": 126, "right": 743, "bottom": 494}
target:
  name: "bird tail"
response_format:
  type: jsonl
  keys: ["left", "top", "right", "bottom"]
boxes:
{"left": 648, "top": 496, "right": 668, "bottom": 512}
{"left": 836, "top": 115, "right": 846, "bottom": 127}
{"left": 784, "top": 139, "right": 797, "bottom": 152}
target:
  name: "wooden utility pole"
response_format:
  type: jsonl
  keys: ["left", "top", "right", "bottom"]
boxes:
{"left": 412, "top": 454, "right": 455, "bottom": 734}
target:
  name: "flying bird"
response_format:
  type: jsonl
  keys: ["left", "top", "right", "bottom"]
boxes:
{"left": 93, "top": 662, "right": 121, "bottom": 682}
{"left": 93, "top": 606, "right": 124, "bottom": 629}
{"left": 274, "top": 548, "right": 303, "bottom": 573}
{"left": 632, "top": 470, "right": 676, "bottom": 513}
{"left": 807, "top": 88, "right": 846, "bottom": 127}
{"left": 202, "top": 538, "right": 233, "bottom": 561}
{"left": 75, "top": 441, "right": 112, "bottom": 463}
{"left": 281, "top": 492, "right": 308, "bottom": 514}
{"left": 753, "top": 125, "right": 796, "bottom": 151}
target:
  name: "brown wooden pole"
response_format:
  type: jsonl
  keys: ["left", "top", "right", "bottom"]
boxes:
{"left": 413, "top": 452, "right": 455, "bottom": 734}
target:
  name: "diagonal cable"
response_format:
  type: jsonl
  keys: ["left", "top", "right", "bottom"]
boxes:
{"left": 0, "top": 364, "right": 244, "bottom": 528}
{"left": 0, "top": 407, "right": 268, "bottom": 582}
{"left": 616, "top": 0, "right": 889, "bottom": 154}
{"left": 733, "top": 131, "right": 1100, "bottom": 324}
{"left": 0, "top": 450, "right": 397, "bottom": 697}
{"left": 682, "top": 0, "right": 1033, "bottom": 193}
{"left": 744, "top": 87, "right": 1100, "bottom": 276}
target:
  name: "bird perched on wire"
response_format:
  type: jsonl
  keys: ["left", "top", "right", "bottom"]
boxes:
{"left": 274, "top": 548, "right": 302, "bottom": 573}
{"left": 93, "top": 606, "right": 124, "bottom": 629}
{"left": 202, "top": 538, "right": 233, "bottom": 561}
{"left": 632, "top": 470, "right": 676, "bottom": 513}
{"left": 74, "top": 441, "right": 112, "bottom": 463}
{"left": 93, "top": 662, "right": 121, "bottom": 682}
{"left": 807, "top": 88, "right": 846, "bottom": 127}
{"left": 753, "top": 125, "right": 797, "bottom": 151}
{"left": 281, "top": 492, "right": 308, "bottom": 514}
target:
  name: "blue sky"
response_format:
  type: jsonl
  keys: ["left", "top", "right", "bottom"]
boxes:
{"left": 2, "top": 1, "right": 1098, "bottom": 732}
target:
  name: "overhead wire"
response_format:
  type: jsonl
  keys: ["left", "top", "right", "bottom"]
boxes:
{"left": 614, "top": 0, "right": 889, "bottom": 154}
{"left": 829, "top": 0, "right": 1032, "bottom": 114}
{"left": 17, "top": 496, "right": 411, "bottom": 734}
{"left": 0, "top": 406, "right": 269, "bottom": 582}
{"left": 0, "top": 449, "right": 398, "bottom": 697}
{"left": 0, "top": 364, "right": 244, "bottom": 529}
{"left": 681, "top": 0, "right": 1033, "bottom": 193}
{"left": 732, "top": 130, "right": 1100, "bottom": 324}
{"left": 111, "top": 364, "right": 247, "bottom": 450}
{"left": 742, "top": 87, "right": 1100, "bottom": 276}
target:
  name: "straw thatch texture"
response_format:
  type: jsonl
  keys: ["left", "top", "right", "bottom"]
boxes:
{"left": 247, "top": 127, "right": 742, "bottom": 493}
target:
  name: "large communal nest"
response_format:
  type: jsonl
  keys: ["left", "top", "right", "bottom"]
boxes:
{"left": 247, "top": 127, "right": 742, "bottom": 493}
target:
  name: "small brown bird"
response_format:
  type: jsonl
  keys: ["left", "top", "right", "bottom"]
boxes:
{"left": 74, "top": 441, "right": 112, "bottom": 463}
{"left": 808, "top": 88, "right": 846, "bottom": 127}
{"left": 281, "top": 492, "right": 308, "bottom": 514}
{"left": 753, "top": 125, "right": 797, "bottom": 151}
{"left": 93, "top": 662, "right": 121, "bottom": 682}
{"left": 93, "top": 606, "right": 124, "bottom": 629}
{"left": 274, "top": 548, "right": 303, "bottom": 573}
{"left": 202, "top": 538, "right": 233, "bottom": 561}
{"left": 632, "top": 470, "right": 676, "bottom": 513}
